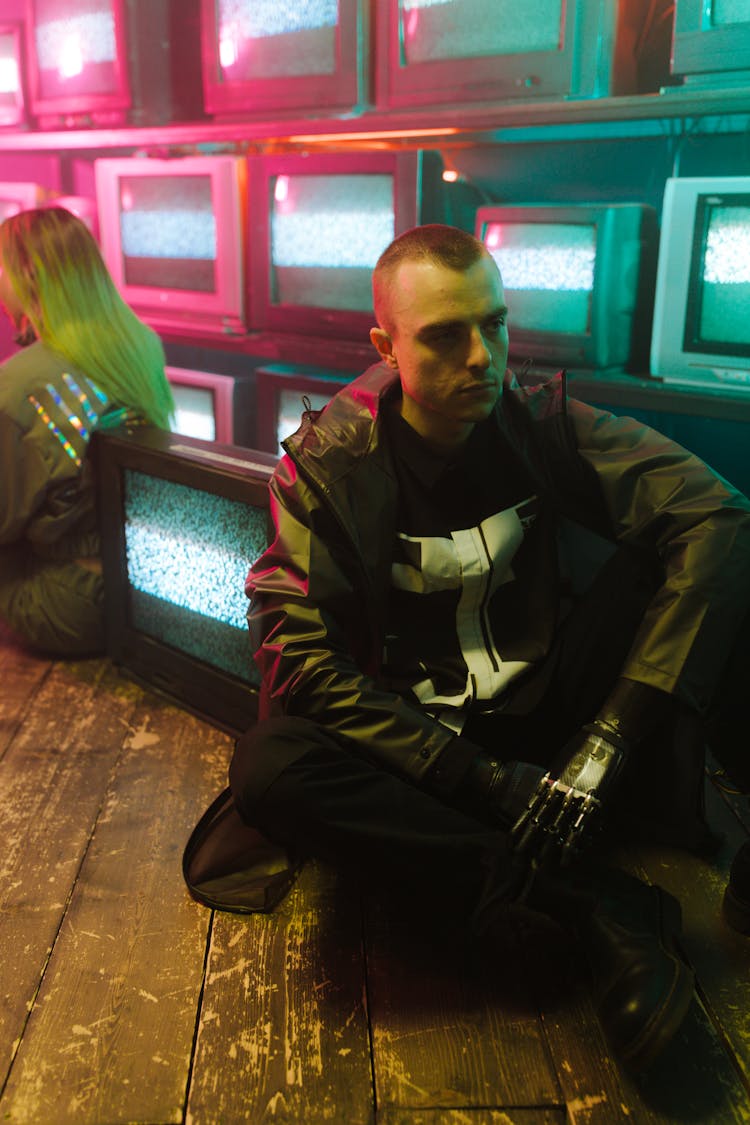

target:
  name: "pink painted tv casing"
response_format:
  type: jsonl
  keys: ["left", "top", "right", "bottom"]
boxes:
{"left": 95, "top": 155, "right": 247, "bottom": 337}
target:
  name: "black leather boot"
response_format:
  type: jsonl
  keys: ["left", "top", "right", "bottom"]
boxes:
{"left": 580, "top": 870, "right": 695, "bottom": 1071}
{"left": 518, "top": 865, "right": 694, "bottom": 1072}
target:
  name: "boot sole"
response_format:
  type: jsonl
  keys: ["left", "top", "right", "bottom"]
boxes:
{"left": 617, "top": 890, "right": 695, "bottom": 1073}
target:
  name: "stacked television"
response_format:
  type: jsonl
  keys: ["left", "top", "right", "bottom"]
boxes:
{"left": 93, "top": 146, "right": 483, "bottom": 448}
{"left": 23, "top": 0, "right": 202, "bottom": 128}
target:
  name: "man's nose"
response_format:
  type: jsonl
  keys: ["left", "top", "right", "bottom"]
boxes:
{"left": 467, "top": 325, "right": 492, "bottom": 369}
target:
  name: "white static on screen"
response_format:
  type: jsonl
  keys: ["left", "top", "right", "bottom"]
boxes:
{"left": 120, "top": 211, "right": 217, "bottom": 260}
{"left": 35, "top": 12, "right": 116, "bottom": 70}
{"left": 219, "top": 0, "right": 338, "bottom": 38}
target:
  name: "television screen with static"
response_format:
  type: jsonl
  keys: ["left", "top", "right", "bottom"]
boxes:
{"left": 248, "top": 149, "right": 483, "bottom": 343}
{"left": 95, "top": 425, "right": 278, "bottom": 733}
{"left": 476, "top": 202, "right": 658, "bottom": 375}
{"left": 651, "top": 176, "right": 750, "bottom": 392}
{"left": 376, "top": 0, "right": 673, "bottom": 109}
{"left": 201, "top": 0, "right": 369, "bottom": 117}
{"left": 166, "top": 365, "right": 257, "bottom": 446}
{"left": 25, "top": 0, "right": 202, "bottom": 127}
{"left": 0, "top": 23, "right": 26, "bottom": 128}
{"left": 96, "top": 156, "right": 247, "bottom": 337}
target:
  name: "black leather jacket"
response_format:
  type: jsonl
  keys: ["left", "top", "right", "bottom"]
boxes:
{"left": 246, "top": 363, "right": 750, "bottom": 791}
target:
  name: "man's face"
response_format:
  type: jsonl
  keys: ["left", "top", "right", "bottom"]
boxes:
{"left": 372, "top": 253, "right": 509, "bottom": 450}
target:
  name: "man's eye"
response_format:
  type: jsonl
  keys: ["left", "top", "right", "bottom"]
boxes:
{"left": 484, "top": 316, "right": 506, "bottom": 335}
{"left": 429, "top": 328, "right": 460, "bottom": 345}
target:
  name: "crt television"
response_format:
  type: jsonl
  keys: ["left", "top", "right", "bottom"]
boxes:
{"left": 0, "top": 22, "right": 26, "bottom": 128}
{"left": 476, "top": 202, "right": 658, "bottom": 375}
{"left": 248, "top": 149, "right": 482, "bottom": 344}
{"left": 166, "top": 364, "right": 256, "bottom": 446}
{"left": 255, "top": 364, "right": 355, "bottom": 455}
{"left": 0, "top": 181, "right": 46, "bottom": 221}
{"left": 95, "top": 155, "right": 247, "bottom": 337}
{"left": 670, "top": 0, "right": 750, "bottom": 88}
{"left": 376, "top": 0, "right": 673, "bottom": 109}
{"left": 95, "top": 425, "right": 278, "bottom": 733}
{"left": 201, "top": 0, "right": 370, "bottom": 118}
{"left": 650, "top": 176, "right": 750, "bottom": 392}
{"left": 42, "top": 195, "right": 99, "bottom": 237}
{"left": 24, "top": 0, "right": 202, "bottom": 128}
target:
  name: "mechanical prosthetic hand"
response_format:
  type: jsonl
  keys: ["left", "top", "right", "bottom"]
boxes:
{"left": 509, "top": 678, "right": 670, "bottom": 870}
{"left": 510, "top": 721, "right": 630, "bottom": 869}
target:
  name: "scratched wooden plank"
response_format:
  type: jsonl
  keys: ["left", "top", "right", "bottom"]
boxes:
{"left": 0, "top": 691, "right": 232, "bottom": 1125}
{"left": 186, "top": 859, "right": 374, "bottom": 1125}
{"left": 632, "top": 777, "right": 750, "bottom": 1110}
{"left": 0, "top": 626, "right": 53, "bottom": 757}
{"left": 377, "top": 1109, "right": 565, "bottom": 1124}
{"left": 514, "top": 902, "right": 750, "bottom": 1125}
{"left": 0, "top": 657, "right": 141, "bottom": 1092}
{"left": 364, "top": 890, "right": 560, "bottom": 1115}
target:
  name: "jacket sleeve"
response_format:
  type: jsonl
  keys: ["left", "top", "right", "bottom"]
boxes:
{"left": 0, "top": 410, "right": 51, "bottom": 545}
{"left": 568, "top": 397, "right": 750, "bottom": 713}
{"left": 246, "top": 455, "right": 456, "bottom": 782}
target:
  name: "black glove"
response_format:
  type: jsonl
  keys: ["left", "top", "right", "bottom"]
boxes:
{"left": 459, "top": 753, "right": 548, "bottom": 828}
{"left": 510, "top": 721, "right": 630, "bottom": 869}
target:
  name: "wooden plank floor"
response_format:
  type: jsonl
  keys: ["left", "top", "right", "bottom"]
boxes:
{"left": 1, "top": 621, "right": 749, "bottom": 1125}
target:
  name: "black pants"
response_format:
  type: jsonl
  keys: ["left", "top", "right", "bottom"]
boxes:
{"left": 230, "top": 547, "right": 744, "bottom": 928}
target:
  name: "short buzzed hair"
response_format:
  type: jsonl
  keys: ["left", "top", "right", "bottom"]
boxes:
{"left": 372, "top": 224, "right": 490, "bottom": 336}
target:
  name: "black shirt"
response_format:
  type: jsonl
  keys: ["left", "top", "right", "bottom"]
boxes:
{"left": 381, "top": 404, "right": 560, "bottom": 722}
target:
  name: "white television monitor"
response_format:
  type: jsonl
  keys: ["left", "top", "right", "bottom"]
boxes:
{"left": 95, "top": 155, "right": 247, "bottom": 338}
{"left": 650, "top": 176, "right": 750, "bottom": 392}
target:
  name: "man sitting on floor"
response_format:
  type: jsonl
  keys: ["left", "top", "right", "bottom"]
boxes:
{"left": 230, "top": 224, "right": 750, "bottom": 1071}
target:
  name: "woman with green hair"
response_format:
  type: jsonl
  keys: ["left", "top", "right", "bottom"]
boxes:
{"left": 0, "top": 205, "right": 175, "bottom": 655}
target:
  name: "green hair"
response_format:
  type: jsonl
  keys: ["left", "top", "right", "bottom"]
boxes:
{"left": 0, "top": 207, "right": 174, "bottom": 429}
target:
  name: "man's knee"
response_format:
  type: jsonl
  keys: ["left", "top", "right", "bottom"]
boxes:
{"left": 229, "top": 715, "right": 339, "bottom": 819}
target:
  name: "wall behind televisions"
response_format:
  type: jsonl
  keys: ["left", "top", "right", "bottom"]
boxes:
{"left": 0, "top": 0, "right": 750, "bottom": 493}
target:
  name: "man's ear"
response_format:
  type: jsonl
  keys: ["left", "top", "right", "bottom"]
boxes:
{"left": 370, "top": 326, "right": 398, "bottom": 369}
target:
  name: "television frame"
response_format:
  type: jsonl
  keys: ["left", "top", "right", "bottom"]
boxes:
{"left": 95, "top": 424, "right": 278, "bottom": 733}
{"left": 375, "top": 0, "right": 668, "bottom": 110}
{"left": 247, "top": 149, "right": 471, "bottom": 342}
{"left": 255, "top": 364, "right": 355, "bottom": 454}
{"left": 475, "top": 202, "right": 658, "bottom": 374}
{"left": 200, "top": 0, "right": 370, "bottom": 118}
{"left": 670, "top": 0, "right": 750, "bottom": 88}
{"left": 166, "top": 364, "right": 257, "bottom": 446}
{"left": 95, "top": 155, "right": 247, "bottom": 337}
{"left": 0, "top": 181, "right": 47, "bottom": 218}
{"left": 25, "top": 0, "right": 131, "bottom": 124}
{"left": 24, "top": 0, "right": 203, "bottom": 128}
{"left": 0, "top": 22, "right": 26, "bottom": 128}
{"left": 650, "top": 175, "right": 750, "bottom": 392}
